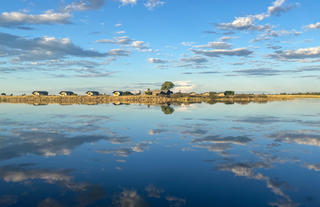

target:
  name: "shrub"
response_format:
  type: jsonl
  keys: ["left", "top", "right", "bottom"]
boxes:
{"left": 122, "top": 91, "right": 133, "bottom": 96}
{"left": 224, "top": 91, "right": 235, "bottom": 96}
{"left": 171, "top": 92, "right": 188, "bottom": 98}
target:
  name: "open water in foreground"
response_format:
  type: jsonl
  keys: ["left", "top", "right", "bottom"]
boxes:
{"left": 0, "top": 99, "right": 320, "bottom": 207}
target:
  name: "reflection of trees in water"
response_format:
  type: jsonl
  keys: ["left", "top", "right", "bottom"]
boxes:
{"left": 206, "top": 100, "right": 217, "bottom": 105}
{"left": 161, "top": 106, "right": 175, "bottom": 115}
{"left": 224, "top": 101, "right": 234, "bottom": 105}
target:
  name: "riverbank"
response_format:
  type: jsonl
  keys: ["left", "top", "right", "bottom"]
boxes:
{"left": 0, "top": 94, "right": 319, "bottom": 105}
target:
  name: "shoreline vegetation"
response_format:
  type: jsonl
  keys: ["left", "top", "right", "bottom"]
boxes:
{"left": 1, "top": 93, "right": 320, "bottom": 106}
{"left": 1, "top": 83, "right": 319, "bottom": 106}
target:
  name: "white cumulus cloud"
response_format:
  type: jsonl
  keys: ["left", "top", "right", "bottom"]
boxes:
{"left": 144, "top": 0, "right": 165, "bottom": 10}
{"left": 119, "top": 0, "right": 137, "bottom": 5}
{"left": 0, "top": 11, "right": 71, "bottom": 28}
{"left": 217, "top": 0, "right": 295, "bottom": 31}
{"left": 306, "top": 22, "right": 320, "bottom": 30}
{"left": 63, "top": 0, "right": 106, "bottom": 12}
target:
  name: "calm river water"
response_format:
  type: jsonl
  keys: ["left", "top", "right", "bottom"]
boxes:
{"left": 0, "top": 99, "right": 320, "bottom": 207}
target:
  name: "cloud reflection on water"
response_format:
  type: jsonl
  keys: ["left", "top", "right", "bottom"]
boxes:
{"left": 269, "top": 130, "right": 320, "bottom": 147}
{"left": 0, "top": 102, "right": 320, "bottom": 206}
{"left": 0, "top": 131, "right": 130, "bottom": 161}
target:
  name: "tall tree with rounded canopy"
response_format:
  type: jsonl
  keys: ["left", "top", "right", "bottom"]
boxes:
{"left": 161, "top": 81, "right": 175, "bottom": 90}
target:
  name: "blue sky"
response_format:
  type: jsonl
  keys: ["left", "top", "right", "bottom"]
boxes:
{"left": 0, "top": 0, "right": 320, "bottom": 94}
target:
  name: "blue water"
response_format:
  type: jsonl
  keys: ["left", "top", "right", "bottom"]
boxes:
{"left": 0, "top": 99, "right": 320, "bottom": 207}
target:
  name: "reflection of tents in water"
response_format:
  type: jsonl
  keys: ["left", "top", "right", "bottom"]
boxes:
{"left": 161, "top": 105, "right": 175, "bottom": 115}
{"left": 33, "top": 103, "right": 48, "bottom": 106}
{"left": 224, "top": 101, "right": 235, "bottom": 105}
{"left": 113, "top": 102, "right": 123, "bottom": 105}
{"left": 113, "top": 102, "right": 130, "bottom": 106}
{"left": 206, "top": 100, "right": 217, "bottom": 105}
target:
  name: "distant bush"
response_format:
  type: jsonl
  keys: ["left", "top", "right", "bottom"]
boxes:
{"left": 234, "top": 94, "right": 251, "bottom": 98}
{"left": 170, "top": 92, "right": 189, "bottom": 98}
{"left": 255, "top": 94, "right": 268, "bottom": 98}
{"left": 122, "top": 91, "right": 133, "bottom": 96}
{"left": 278, "top": 92, "right": 320, "bottom": 95}
{"left": 290, "top": 92, "right": 320, "bottom": 95}
{"left": 224, "top": 91, "right": 235, "bottom": 96}
{"left": 208, "top": 92, "right": 217, "bottom": 98}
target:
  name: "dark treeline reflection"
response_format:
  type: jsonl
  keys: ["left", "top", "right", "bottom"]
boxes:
{"left": 0, "top": 100, "right": 320, "bottom": 206}
{"left": 28, "top": 100, "right": 272, "bottom": 114}
{"left": 161, "top": 105, "right": 175, "bottom": 115}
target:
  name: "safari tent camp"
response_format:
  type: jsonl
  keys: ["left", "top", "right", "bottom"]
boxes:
{"left": 113, "top": 91, "right": 123, "bottom": 96}
{"left": 59, "top": 91, "right": 75, "bottom": 96}
{"left": 32, "top": 91, "right": 49, "bottom": 96}
{"left": 86, "top": 91, "right": 100, "bottom": 96}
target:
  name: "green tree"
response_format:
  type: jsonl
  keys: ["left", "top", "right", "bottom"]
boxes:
{"left": 161, "top": 81, "right": 175, "bottom": 90}
{"left": 145, "top": 89, "right": 152, "bottom": 95}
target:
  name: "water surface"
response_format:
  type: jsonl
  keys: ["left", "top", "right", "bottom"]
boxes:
{"left": 0, "top": 100, "right": 320, "bottom": 207}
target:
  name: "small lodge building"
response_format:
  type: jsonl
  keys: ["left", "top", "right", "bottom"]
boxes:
{"left": 113, "top": 91, "right": 123, "bottom": 96}
{"left": 32, "top": 91, "right": 49, "bottom": 96}
{"left": 86, "top": 91, "right": 100, "bottom": 96}
{"left": 59, "top": 91, "right": 75, "bottom": 96}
